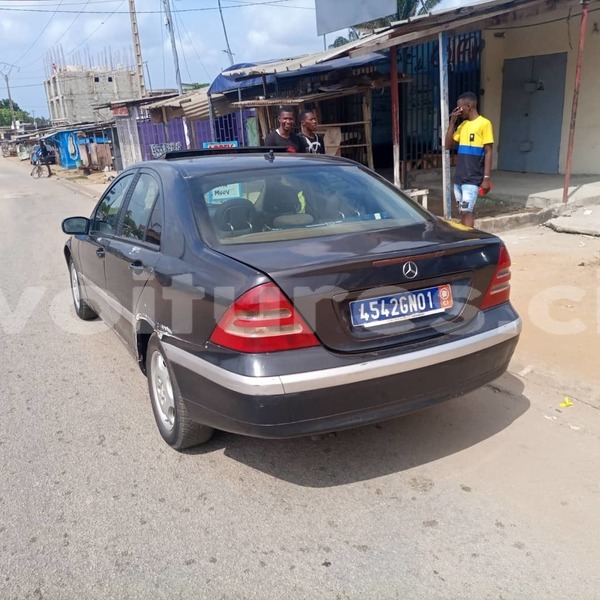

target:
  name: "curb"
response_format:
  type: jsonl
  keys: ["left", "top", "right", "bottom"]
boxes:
{"left": 53, "top": 176, "right": 103, "bottom": 201}
{"left": 474, "top": 206, "right": 556, "bottom": 234}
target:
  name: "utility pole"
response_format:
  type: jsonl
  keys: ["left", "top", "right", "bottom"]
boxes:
{"left": 128, "top": 0, "right": 146, "bottom": 98}
{"left": 0, "top": 63, "right": 19, "bottom": 131}
{"left": 144, "top": 61, "right": 153, "bottom": 93}
{"left": 218, "top": 0, "right": 234, "bottom": 66}
{"left": 563, "top": 0, "right": 589, "bottom": 204}
{"left": 162, "top": 0, "right": 183, "bottom": 94}
{"left": 162, "top": 0, "right": 190, "bottom": 148}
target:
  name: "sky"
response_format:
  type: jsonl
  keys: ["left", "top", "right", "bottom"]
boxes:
{"left": 0, "top": 0, "right": 488, "bottom": 119}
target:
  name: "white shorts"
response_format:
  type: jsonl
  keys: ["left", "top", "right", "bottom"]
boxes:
{"left": 454, "top": 184, "right": 479, "bottom": 213}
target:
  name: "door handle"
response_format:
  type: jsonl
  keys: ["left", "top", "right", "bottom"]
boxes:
{"left": 129, "top": 260, "right": 144, "bottom": 273}
{"left": 96, "top": 247, "right": 105, "bottom": 258}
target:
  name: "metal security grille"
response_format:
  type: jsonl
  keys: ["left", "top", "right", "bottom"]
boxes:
{"left": 115, "top": 109, "right": 142, "bottom": 169}
{"left": 213, "top": 113, "right": 239, "bottom": 143}
{"left": 318, "top": 93, "right": 368, "bottom": 165}
{"left": 399, "top": 31, "right": 482, "bottom": 186}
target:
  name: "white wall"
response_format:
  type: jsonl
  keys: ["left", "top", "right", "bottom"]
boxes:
{"left": 481, "top": 2, "right": 600, "bottom": 174}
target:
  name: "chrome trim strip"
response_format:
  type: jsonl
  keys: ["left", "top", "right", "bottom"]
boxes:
{"left": 163, "top": 344, "right": 286, "bottom": 396}
{"left": 163, "top": 318, "right": 522, "bottom": 397}
{"left": 81, "top": 274, "right": 136, "bottom": 324}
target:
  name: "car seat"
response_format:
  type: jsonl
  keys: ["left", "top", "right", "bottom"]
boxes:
{"left": 213, "top": 198, "right": 257, "bottom": 237}
{"left": 259, "top": 180, "right": 314, "bottom": 228}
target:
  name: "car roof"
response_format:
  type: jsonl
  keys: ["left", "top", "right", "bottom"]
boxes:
{"left": 127, "top": 152, "right": 359, "bottom": 178}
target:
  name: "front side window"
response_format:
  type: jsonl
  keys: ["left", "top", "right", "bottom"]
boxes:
{"left": 120, "top": 173, "right": 160, "bottom": 242}
{"left": 190, "top": 164, "right": 431, "bottom": 245}
{"left": 91, "top": 174, "right": 134, "bottom": 234}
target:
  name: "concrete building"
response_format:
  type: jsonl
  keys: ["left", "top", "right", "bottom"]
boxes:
{"left": 45, "top": 65, "right": 140, "bottom": 125}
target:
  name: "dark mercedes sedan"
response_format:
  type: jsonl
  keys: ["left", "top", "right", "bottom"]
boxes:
{"left": 61, "top": 149, "right": 520, "bottom": 450}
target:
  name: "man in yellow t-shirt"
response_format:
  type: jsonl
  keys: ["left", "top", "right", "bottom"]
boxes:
{"left": 444, "top": 91, "right": 494, "bottom": 227}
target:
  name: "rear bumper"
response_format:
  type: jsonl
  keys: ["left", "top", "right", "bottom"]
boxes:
{"left": 164, "top": 311, "right": 521, "bottom": 439}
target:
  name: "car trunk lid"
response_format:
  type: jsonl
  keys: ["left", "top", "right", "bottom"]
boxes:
{"left": 214, "top": 221, "right": 503, "bottom": 353}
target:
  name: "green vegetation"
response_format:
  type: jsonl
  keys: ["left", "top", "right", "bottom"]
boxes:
{"left": 0, "top": 99, "right": 49, "bottom": 128}
{"left": 330, "top": 0, "right": 443, "bottom": 47}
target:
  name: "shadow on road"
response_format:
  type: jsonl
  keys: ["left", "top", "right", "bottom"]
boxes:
{"left": 186, "top": 373, "right": 529, "bottom": 487}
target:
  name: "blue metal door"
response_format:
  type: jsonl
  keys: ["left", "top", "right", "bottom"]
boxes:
{"left": 498, "top": 53, "right": 567, "bottom": 173}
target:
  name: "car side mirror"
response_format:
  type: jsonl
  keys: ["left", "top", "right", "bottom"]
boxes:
{"left": 62, "top": 216, "right": 89, "bottom": 235}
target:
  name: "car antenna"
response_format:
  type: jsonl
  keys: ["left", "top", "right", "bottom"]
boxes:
{"left": 264, "top": 149, "right": 275, "bottom": 163}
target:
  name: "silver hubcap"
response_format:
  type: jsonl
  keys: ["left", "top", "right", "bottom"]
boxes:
{"left": 71, "top": 264, "right": 81, "bottom": 310}
{"left": 151, "top": 351, "right": 175, "bottom": 431}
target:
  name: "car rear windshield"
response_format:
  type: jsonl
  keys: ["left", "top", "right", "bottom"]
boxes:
{"left": 189, "top": 164, "right": 432, "bottom": 245}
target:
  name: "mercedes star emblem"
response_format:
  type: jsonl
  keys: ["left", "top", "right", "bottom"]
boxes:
{"left": 402, "top": 261, "right": 418, "bottom": 279}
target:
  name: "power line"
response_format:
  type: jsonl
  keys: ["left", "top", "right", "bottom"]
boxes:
{"left": 12, "top": 0, "right": 66, "bottom": 65}
{"left": 45, "top": 0, "right": 94, "bottom": 56}
{"left": 0, "top": 1, "right": 311, "bottom": 13}
{"left": 5, "top": 83, "right": 46, "bottom": 89}
{"left": 66, "top": 0, "right": 127, "bottom": 55}
{"left": 19, "top": 0, "right": 127, "bottom": 68}
{"left": 173, "top": 4, "right": 211, "bottom": 80}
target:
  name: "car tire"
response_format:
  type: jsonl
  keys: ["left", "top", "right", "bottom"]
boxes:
{"left": 69, "top": 258, "right": 97, "bottom": 320}
{"left": 146, "top": 334, "right": 214, "bottom": 450}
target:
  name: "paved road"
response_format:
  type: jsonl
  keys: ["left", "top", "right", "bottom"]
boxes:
{"left": 1, "top": 158, "right": 599, "bottom": 599}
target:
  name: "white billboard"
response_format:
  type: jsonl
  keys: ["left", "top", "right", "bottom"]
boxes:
{"left": 315, "top": 0, "right": 397, "bottom": 36}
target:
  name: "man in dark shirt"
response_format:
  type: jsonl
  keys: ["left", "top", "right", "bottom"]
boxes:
{"left": 297, "top": 110, "right": 325, "bottom": 154}
{"left": 37, "top": 140, "right": 52, "bottom": 177}
{"left": 264, "top": 106, "right": 303, "bottom": 153}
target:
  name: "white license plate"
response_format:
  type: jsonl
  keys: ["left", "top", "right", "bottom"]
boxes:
{"left": 350, "top": 284, "right": 453, "bottom": 328}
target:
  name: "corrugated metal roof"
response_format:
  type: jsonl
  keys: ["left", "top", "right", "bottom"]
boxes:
{"left": 221, "top": 0, "right": 569, "bottom": 78}
{"left": 230, "top": 86, "right": 373, "bottom": 108}
{"left": 219, "top": 40, "right": 378, "bottom": 78}
{"left": 146, "top": 88, "right": 234, "bottom": 122}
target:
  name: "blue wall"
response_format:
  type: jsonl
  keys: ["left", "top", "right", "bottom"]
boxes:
{"left": 45, "top": 130, "right": 111, "bottom": 169}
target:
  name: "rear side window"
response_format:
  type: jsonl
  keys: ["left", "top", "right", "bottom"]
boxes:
{"left": 120, "top": 173, "right": 160, "bottom": 242}
{"left": 190, "top": 165, "right": 430, "bottom": 245}
{"left": 91, "top": 174, "right": 134, "bottom": 234}
{"left": 145, "top": 200, "right": 163, "bottom": 246}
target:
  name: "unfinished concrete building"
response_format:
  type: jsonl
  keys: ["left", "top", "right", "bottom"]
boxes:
{"left": 45, "top": 66, "right": 140, "bottom": 124}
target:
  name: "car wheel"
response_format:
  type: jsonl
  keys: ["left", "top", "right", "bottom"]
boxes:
{"left": 146, "top": 335, "right": 214, "bottom": 450}
{"left": 69, "top": 258, "right": 97, "bottom": 320}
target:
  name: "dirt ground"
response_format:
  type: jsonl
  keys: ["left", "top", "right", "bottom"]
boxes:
{"left": 426, "top": 190, "right": 535, "bottom": 219}
{"left": 501, "top": 225, "right": 600, "bottom": 395}
{"left": 51, "top": 164, "right": 115, "bottom": 186}
{"left": 6, "top": 156, "right": 114, "bottom": 188}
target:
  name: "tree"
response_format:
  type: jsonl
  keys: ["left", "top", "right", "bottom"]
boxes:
{"left": 0, "top": 99, "right": 45, "bottom": 128}
{"left": 356, "top": 0, "right": 443, "bottom": 34}
{"left": 329, "top": 0, "right": 443, "bottom": 47}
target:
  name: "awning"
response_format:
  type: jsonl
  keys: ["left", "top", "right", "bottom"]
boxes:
{"left": 209, "top": 51, "right": 389, "bottom": 96}
{"left": 220, "top": 0, "right": 570, "bottom": 80}
{"left": 312, "top": 0, "right": 570, "bottom": 59}
{"left": 229, "top": 86, "right": 371, "bottom": 108}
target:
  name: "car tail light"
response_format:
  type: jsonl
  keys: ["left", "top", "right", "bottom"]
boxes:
{"left": 480, "top": 244, "right": 511, "bottom": 310}
{"left": 210, "top": 283, "right": 320, "bottom": 353}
